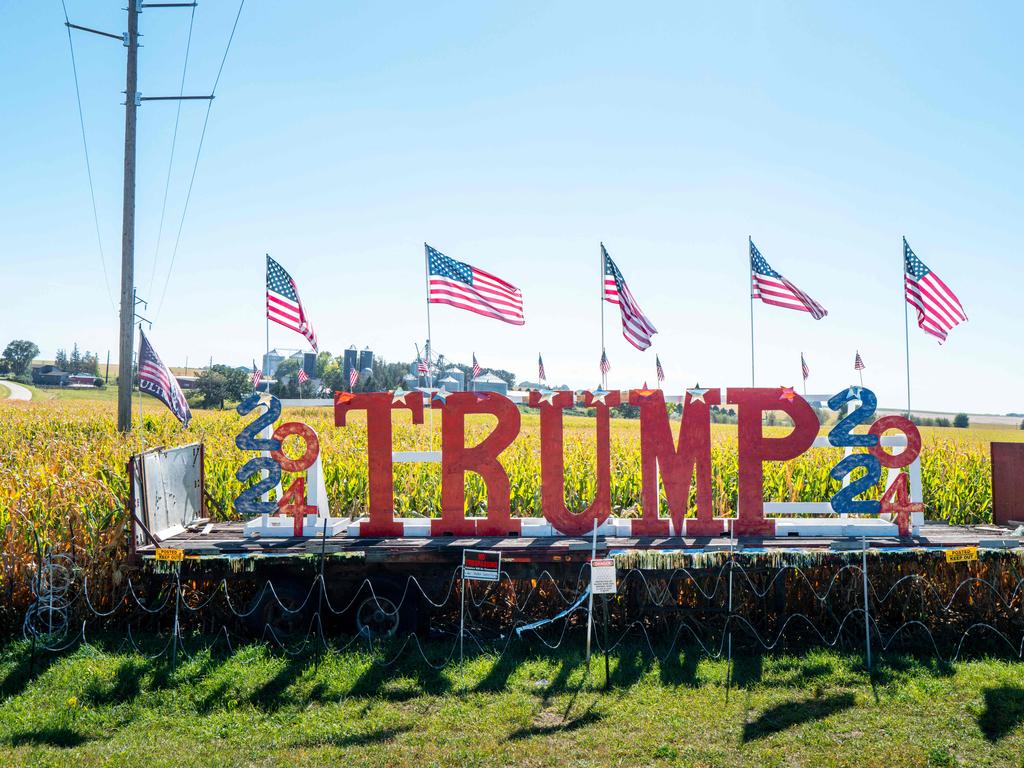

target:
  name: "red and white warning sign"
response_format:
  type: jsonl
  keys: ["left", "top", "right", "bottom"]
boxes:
{"left": 591, "top": 558, "right": 617, "bottom": 594}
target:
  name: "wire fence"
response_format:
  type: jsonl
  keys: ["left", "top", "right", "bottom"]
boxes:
{"left": 21, "top": 547, "right": 1024, "bottom": 677}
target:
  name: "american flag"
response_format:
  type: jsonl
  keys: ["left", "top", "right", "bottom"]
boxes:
{"left": 471, "top": 353, "right": 481, "bottom": 380}
{"left": 599, "top": 350, "right": 611, "bottom": 375}
{"left": 801, "top": 352, "right": 810, "bottom": 381}
{"left": 250, "top": 360, "right": 262, "bottom": 389}
{"left": 348, "top": 366, "right": 359, "bottom": 389}
{"left": 904, "top": 239, "right": 967, "bottom": 343}
{"left": 854, "top": 351, "right": 865, "bottom": 371}
{"left": 602, "top": 244, "right": 657, "bottom": 350}
{"left": 416, "top": 358, "right": 429, "bottom": 375}
{"left": 749, "top": 239, "right": 828, "bottom": 320}
{"left": 656, "top": 355, "right": 665, "bottom": 384}
{"left": 137, "top": 330, "right": 191, "bottom": 427}
{"left": 426, "top": 244, "right": 524, "bottom": 325}
{"left": 297, "top": 368, "right": 309, "bottom": 385}
{"left": 538, "top": 354, "right": 546, "bottom": 382}
{"left": 266, "top": 255, "right": 318, "bottom": 351}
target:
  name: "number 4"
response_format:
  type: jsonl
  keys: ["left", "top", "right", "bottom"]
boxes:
{"left": 277, "top": 478, "right": 316, "bottom": 537}
{"left": 879, "top": 472, "right": 922, "bottom": 537}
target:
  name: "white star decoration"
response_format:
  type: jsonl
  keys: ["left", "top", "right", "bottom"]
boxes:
{"left": 538, "top": 389, "right": 558, "bottom": 405}
{"left": 257, "top": 391, "right": 273, "bottom": 407}
{"left": 687, "top": 386, "right": 709, "bottom": 404}
{"left": 590, "top": 388, "right": 609, "bottom": 405}
{"left": 392, "top": 389, "right": 410, "bottom": 405}
{"left": 432, "top": 387, "right": 450, "bottom": 404}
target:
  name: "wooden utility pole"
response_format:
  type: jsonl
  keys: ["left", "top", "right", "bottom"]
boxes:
{"left": 116, "top": 0, "right": 139, "bottom": 433}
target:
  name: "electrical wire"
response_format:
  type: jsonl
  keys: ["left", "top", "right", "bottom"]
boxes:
{"left": 146, "top": 2, "right": 197, "bottom": 300}
{"left": 60, "top": 0, "right": 116, "bottom": 312}
{"left": 154, "top": 0, "right": 247, "bottom": 322}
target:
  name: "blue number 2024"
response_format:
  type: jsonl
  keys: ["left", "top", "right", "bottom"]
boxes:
{"left": 827, "top": 386, "right": 881, "bottom": 515}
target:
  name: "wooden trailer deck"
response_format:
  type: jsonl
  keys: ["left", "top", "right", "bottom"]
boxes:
{"left": 138, "top": 520, "right": 1024, "bottom": 564}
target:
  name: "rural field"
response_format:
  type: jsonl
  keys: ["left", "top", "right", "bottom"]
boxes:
{"left": 1, "top": 393, "right": 1019, "bottom": 616}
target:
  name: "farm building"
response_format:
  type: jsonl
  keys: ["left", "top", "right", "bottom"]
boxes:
{"left": 31, "top": 365, "right": 69, "bottom": 386}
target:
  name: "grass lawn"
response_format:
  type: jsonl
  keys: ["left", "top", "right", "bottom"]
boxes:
{"left": 0, "top": 382, "right": 9, "bottom": 399}
{"left": 1, "top": 639, "right": 1023, "bottom": 768}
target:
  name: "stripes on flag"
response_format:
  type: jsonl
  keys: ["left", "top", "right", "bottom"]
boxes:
{"left": 655, "top": 354, "right": 665, "bottom": 383}
{"left": 266, "top": 255, "right": 318, "bottom": 351}
{"left": 471, "top": 353, "right": 481, "bottom": 380}
{"left": 599, "top": 350, "right": 611, "bottom": 375}
{"left": 297, "top": 368, "right": 310, "bottom": 385}
{"left": 750, "top": 239, "right": 828, "bottom": 320}
{"left": 801, "top": 352, "right": 810, "bottom": 381}
{"left": 348, "top": 366, "right": 359, "bottom": 388}
{"left": 602, "top": 244, "right": 657, "bottom": 350}
{"left": 854, "top": 351, "right": 866, "bottom": 371}
{"left": 538, "top": 354, "right": 546, "bottom": 382}
{"left": 426, "top": 244, "right": 525, "bottom": 325}
{"left": 904, "top": 239, "right": 967, "bottom": 344}
{"left": 250, "top": 360, "right": 262, "bottom": 390}
{"left": 137, "top": 330, "right": 192, "bottom": 427}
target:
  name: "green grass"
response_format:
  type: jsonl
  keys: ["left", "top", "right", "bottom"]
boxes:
{"left": 0, "top": 383, "right": 9, "bottom": 399}
{"left": 2, "top": 639, "right": 1024, "bottom": 767}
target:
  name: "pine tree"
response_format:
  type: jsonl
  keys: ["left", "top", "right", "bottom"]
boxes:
{"left": 69, "top": 343, "right": 82, "bottom": 374}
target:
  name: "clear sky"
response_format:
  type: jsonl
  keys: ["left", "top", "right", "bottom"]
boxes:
{"left": 2, "top": 2, "right": 1021, "bottom": 413}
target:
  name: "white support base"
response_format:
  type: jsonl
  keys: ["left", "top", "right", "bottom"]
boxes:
{"left": 344, "top": 516, "right": 636, "bottom": 537}
{"left": 773, "top": 517, "right": 907, "bottom": 538}
{"left": 244, "top": 514, "right": 349, "bottom": 538}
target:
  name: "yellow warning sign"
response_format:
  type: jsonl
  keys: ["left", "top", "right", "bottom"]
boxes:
{"left": 154, "top": 548, "right": 185, "bottom": 562}
{"left": 945, "top": 546, "right": 978, "bottom": 563}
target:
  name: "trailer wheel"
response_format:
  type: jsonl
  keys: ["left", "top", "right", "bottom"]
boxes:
{"left": 355, "top": 594, "right": 401, "bottom": 640}
{"left": 346, "top": 577, "right": 420, "bottom": 640}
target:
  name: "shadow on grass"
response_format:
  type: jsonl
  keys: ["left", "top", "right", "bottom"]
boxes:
{"left": 7, "top": 726, "right": 93, "bottom": 748}
{"left": 507, "top": 707, "right": 604, "bottom": 740}
{"left": 346, "top": 653, "right": 451, "bottom": 702}
{"left": 290, "top": 724, "right": 414, "bottom": 749}
{"left": 659, "top": 647, "right": 700, "bottom": 687}
{"left": 0, "top": 645, "right": 73, "bottom": 701}
{"left": 82, "top": 658, "right": 145, "bottom": 706}
{"left": 742, "top": 692, "right": 855, "bottom": 742}
{"left": 978, "top": 686, "right": 1024, "bottom": 742}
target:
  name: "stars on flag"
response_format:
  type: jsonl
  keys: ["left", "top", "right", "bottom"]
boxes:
{"left": 904, "top": 238, "right": 966, "bottom": 343}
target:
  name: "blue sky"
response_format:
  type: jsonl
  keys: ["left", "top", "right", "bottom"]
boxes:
{"left": 1, "top": 2, "right": 1021, "bottom": 413}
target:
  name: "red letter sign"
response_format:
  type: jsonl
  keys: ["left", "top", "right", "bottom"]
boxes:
{"left": 334, "top": 391, "right": 424, "bottom": 537}
{"left": 728, "top": 388, "right": 819, "bottom": 536}
{"left": 434, "top": 392, "right": 521, "bottom": 536}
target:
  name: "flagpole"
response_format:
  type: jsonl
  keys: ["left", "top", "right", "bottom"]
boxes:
{"left": 599, "top": 243, "right": 606, "bottom": 389}
{"left": 749, "top": 237, "right": 755, "bottom": 386}
{"left": 902, "top": 238, "right": 911, "bottom": 417}
{"left": 265, "top": 254, "right": 270, "bottom": 384}
{"left": 801, "top": 353, "right": 806, "bottom": 397}
{"left": 424, "top": 244, "right": 434, "bottom": 449}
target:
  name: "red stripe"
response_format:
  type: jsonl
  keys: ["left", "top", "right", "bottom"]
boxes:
{"left": 429, "top": 281, "right": 525, "bottom": 320}
{"left": 429, "top": 296, "right": 525, "bottom": 325}
{"left": 430, "top": 277, "right": 523, "bottom": 312}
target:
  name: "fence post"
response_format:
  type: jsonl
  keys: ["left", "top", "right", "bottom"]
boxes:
{"left": 861, "top": 536, "right": 872, "bottom": 672}
{"left": 585, "top": 519, "right": 598, "bottom": 665}
{"left": 171, "top": 565, "right": 181, "bottom": 673}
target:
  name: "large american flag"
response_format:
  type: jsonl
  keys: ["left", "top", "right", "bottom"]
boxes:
{"left": 137, "top": 330, "right": 191, "bottom": 427}
{"left": 471, "top": 353, "right": 481, "bottom": 380}
{"left": 750, "top": 240, "right": 828, "bottom": 320}
{"left": 801, "top": 352, "right": 810, "bottom": 381}
{"left": 250, "top": 360, "right": 262, "bottom": 389}
{"left": 599, "top": 350, "right": 611, "bottom": 375}
{"left": 904, "top": 239, "right": 967, "bottom": 343}
{"left": 266, "top": 255, "right": 318, "bottom": 351}
{"left": 854, "top": 351, "right": 865, "bottom": 371}
{"left": 602, "top": 244, "right": 657, "bottom": 350}
{"left": 426, "top": 244, "right": 524, "bottom": 325}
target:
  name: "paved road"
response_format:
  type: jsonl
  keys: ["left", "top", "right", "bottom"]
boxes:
{"left": 1, "top": 380, "right": 32, "bottom": 401}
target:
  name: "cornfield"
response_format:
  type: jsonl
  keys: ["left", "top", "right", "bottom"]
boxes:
{"left": 0, "top": 397, "right": 1019, "bottom": 619}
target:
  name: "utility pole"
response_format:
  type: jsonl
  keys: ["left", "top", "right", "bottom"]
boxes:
{"left": 64, "top": 1, "right": 210, "bottom": 433}
{"left": 116, "top": 0, "right": 140, "bottom": 432}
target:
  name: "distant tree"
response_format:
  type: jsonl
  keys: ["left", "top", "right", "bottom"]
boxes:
{"left": 1019, "top": 419, "right": 1024, "bottom": 431}
{"left": 1, "top": 340, "right": 40, "bottom": 380}
{"left": 953, "top": 413, "right": 970, "bottom": 429}
{"left": 270, "top": 358, "right": 301, "bottom": 398}
{"left": 195, "top": 364, "right": 248, "bottom": 408}
{"left": 316, "top": 351, "right": 334, "bottom": 378}
{"left": 69, "top": 343, "right": 82, "bottom": 373}
{"left": 54, "top": 348, "right": 69, "bottom": 370}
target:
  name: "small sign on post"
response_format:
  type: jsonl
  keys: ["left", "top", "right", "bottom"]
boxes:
{"left": 945, "top": 546, "right": 978, "bottom": 563}
{"left": 591, "top": 558, "right": 617, "bottom": 594}
{"left": 154, "top": 548, "right": 184, "bottom": 562}
{"left": 463, "top": 549, "right": 501, "bottom": 581}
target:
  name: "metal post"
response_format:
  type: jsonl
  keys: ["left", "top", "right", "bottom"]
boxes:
{"left": 726, "top": 518, "right": 734, "bottom": 699}
{"left": 599, "top": 243, "right": 606, "bottom": 390}
{"left": 105, "top": 350, "right": 110, "bottom": 384}
{"left": 171, "top": 565, "right": 181, "bottom": 672}
{"left": 602, "top": 594, "right": 610, "bottom": 689}
{"left": 862, "top": 536, "right": 872, "bottom": 672}
{"left": 902, "top": 237, "right": 911, "bottom": 417}
{"left": 748, "top": 237, "right": 755, "bottom": 387}
{"left": 459, "top": 554, "right": 466, "bottom": 664}
{"left": 585, "top": 518, "right": 598, "bottom": 664}
{"left": 423, "top": 245, "right": 434, "bottom": 448}
{"left": 116, "top": 0, "right": 139, "bottom": 432}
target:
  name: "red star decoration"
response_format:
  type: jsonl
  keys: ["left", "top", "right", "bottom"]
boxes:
{"left": 779, "top": 386, "right": 797, "bottom": 402}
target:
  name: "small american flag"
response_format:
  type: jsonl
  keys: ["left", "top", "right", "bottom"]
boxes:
{"left": 538, "top": 354, "right": 546, "bottom": 382}
{"left": 904, "top": 239, "right": 967, "bottom": 343}
{"left": 348, "top": 366, "right": 359, "bottom": 389}
{"left": 750, "top": 239, "right": 828, "bottom": 320}
{"left": 602, "top": 244, "right": 657, "bottom": 350}
{"left": 416, "top": 357, "right": 429, "bottom": 375}
{"left": 297, "top": 368, "right": 309, "bottom": 385}
{"left": 854, "top": 351, "right": 865, "bottom": 371}
{"left": 426, "top": 244, "right": 524, "bottom": 325}
{"left": 137, "top": 330, "right": 191, "bottom": 427}
{"left": 471, "top": 353, "right": 481, "bottom": 380}
{"left": 599, "top": 350, "right": 611, "bottom": 375}
{"left": 656, "top": 355, "right": 665, "bottom": 384}
{"left": 801, "top": 352, "right": 810, "bottom": 381}
{"left": 250, "top": 360, "right": 262, "bottom": 389}
{"left": 266, "top": 255, "right": 318, "bottom": 351}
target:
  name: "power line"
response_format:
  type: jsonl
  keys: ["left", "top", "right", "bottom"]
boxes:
{"left": 60, "top": 0, "right": 116, "bottom": 313}
{"left": 147, "top": 2, "right": 197, "bottom": 299}
{"left": 154, "top": 0, "right": 246, "bottom": 321}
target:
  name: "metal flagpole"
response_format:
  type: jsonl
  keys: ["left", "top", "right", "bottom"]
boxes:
{"left": 801, "top": 354, "right": 806, "bottom": 397}
{"left": 424, "top": 245, "right": 434, "bottom": 448}
{"left": 902, "top": 238, "right": 911, "bottom": 417}
{"left": 600, "top": 243, "right": 606, "bottom": 389}
{"left": 749, "top": 237, "right": 755, "bottom": 386}
{"left": 265, "top": 255, "right": 270, "bottom": 383}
